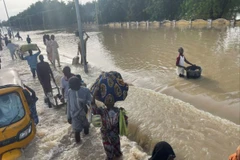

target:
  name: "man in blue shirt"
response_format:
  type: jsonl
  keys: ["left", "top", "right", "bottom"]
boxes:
{"left": 23, "top": 46, "right": 41, "bottom": 78}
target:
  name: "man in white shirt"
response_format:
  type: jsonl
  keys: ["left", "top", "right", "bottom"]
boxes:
{"left": 50, "top": 35, "right": 61, "bottom": 68}
{"left": 7, "top": 40, "right": 18, "bottom": 60}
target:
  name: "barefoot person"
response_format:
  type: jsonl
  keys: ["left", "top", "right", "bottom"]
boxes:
{"left": 176, "top": 47, "right": 194, "bottom": 77}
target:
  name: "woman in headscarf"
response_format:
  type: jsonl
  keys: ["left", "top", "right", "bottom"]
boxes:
{"left": 149, "top": 141, "right": 176, "bottom": 160}
{"left": 91, "top": 71, "right": 128, "bottom": 160}
{"left": 67, "top": 77, "right": 92, "bottom": 143}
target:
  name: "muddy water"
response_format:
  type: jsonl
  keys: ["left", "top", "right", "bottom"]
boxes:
{"left": 0, "top": 26, "right": 239, "bottom": 160}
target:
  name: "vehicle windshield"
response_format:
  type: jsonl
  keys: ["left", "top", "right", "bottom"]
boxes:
{"left": 0, "top": 92, "right": 25, "bottom": 128}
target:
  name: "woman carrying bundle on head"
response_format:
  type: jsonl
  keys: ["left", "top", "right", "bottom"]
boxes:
{"left": 91, "top": 71, "right": 129, "bottom": 160}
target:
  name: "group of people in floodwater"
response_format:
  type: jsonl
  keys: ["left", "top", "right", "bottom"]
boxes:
{"left": 0, "top": 29, "right": 239, "bottom": 160}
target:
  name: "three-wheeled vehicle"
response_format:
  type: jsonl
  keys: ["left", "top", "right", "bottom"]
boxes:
{"left": 0, "top": 69, "right": 36, "bottom": 160}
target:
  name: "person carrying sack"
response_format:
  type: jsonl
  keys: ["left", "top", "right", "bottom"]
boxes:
{"left": 67, "top": 77, "right": 92, "bottom": 143}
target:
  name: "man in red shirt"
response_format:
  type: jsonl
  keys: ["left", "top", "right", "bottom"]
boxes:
{"left": 176, "top": 47, "right": 193, "bottom": 77}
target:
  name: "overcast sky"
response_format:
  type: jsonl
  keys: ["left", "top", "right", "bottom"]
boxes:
{"left": 0, "top": 0, "right": 92, "bottom": 21}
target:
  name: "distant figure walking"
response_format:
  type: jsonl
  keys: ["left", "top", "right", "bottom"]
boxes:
{"left": 15, "top": 32, "right": 23, "bottom": 40}
{"left": 8, "top": 28, "right": 12, "bottom": 39}
{"left": 77, "top": 31, "right": 89, "bottom": 64}
{"left": 45, "top": 35, "right": 52, "bottom": 63}
{"left": 176, "top": 47, "right": 194, "bottom": 77}
{"left": 0, "top": 33, "right": 3, "bottom": 51}
{"left": 50, "top": 35, "right": 61, "bottom": 68}
{"left": 43, "top": 34, "right": 47, "bottom": 45}
{"left": 60, "top": 66, "right": 75, "bottom": 103}
{"left": 7, "top": 40, "right": 18, "bottom": 60}
{"left": 22, "top": 46, "right": 41, "bottom": 78}
{"left": 26, "top": 35, "right": 31, "bottom": 44}
{"left": 4, "top": 35, "right": 9, "bottom": 46}
{"left": 37, "top": 55, "right": 56, "bottom": 105}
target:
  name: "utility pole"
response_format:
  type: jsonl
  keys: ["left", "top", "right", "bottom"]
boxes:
{"left": 95, "top": 0, "right": 99, "bottom": 25}
{"left": 74, "top": 0, "right": 88, "bottom": 73}
{"left": 2, "top": 0, "right": 13, "bottom": 35}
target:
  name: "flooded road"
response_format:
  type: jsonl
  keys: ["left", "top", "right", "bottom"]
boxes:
{"left": 0, "top": 26, "right": 239, "bottom": 160}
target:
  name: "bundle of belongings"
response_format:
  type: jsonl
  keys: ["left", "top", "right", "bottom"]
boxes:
{"left": 90, "top": 71, "right": 129, "bottom": 105}
{"left": 186, "top": 65, "right": 202, "bottom": 79}
{"left": 19, "top": 44, "right": 38, "bottom": 58}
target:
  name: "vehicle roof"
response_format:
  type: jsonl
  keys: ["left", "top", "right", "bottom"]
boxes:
{"left": 0, "top": 69, "right": 23, "bottom": 88}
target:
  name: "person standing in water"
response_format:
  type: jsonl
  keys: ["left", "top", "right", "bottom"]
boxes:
{"left": 8, "top": 28, "right": 12, "bottom": 39}
{"left": 77, "top": 31, "right": 89, "bottom": 64}
{"left": 45, "top": 35, "right": 52, "bottom": 63}
{"left": 7, "top": 40, "right": 18, "bottom": 60}
{"left": 91, "top": 86, "right": 128, "bottom": 160}
{"left": 15, "top": 32, "right": 23, "bottom": 40}
{"left": 43, "top": 34, "right": 47, "bottom": 45}
{"left": 4, "top": 35, "right": 9, "bottom": 46}
{"left": 0, "top": 32, "right": 3, "bottom": 51}
{"left": 26, "top": 35, "right": 31, "bottom": 44}
{"left": 37, "top": 55, "right": 56, "bottom": 106}
{"left": 22, "top": 46, "right": 41, "bottom": 78}
{"left": 51, "top": 35, "right": 61, "bottom": 68}
{"left": 67, "top": 77, "right": 92, "bottom": 143}
{"left": 60, "top": 66, "right": 75, "bottom": 103}
{"left": 176, "top": 47, "right": 194, "bottom": 77}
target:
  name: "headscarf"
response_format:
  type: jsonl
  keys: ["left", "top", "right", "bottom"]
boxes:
{"left": 69, "top": 77, "right": 81, "bottom": 91}
{"left": 149, "top": 141, "right": 176, "bottom": 160}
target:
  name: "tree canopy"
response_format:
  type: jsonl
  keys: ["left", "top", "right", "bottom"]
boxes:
{"left": 1, "top": 0, "right": 239, "bottom": 29}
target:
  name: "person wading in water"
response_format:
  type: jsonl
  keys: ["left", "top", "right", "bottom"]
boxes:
{"left": 77, "top": 31, "right": 89, "bottom": 64}
{"left": 37, "top": 55, "right": 56, "bottom": 107}
{"left": 176, "top": 47, "right": 194, "bottom": 77}
{"left": 22, "top": 46, "right": 41, "bottom": 78}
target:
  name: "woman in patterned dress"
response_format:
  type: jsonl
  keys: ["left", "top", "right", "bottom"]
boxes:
{"left": 91, "top": 86, "right": 128, "bottom": 160}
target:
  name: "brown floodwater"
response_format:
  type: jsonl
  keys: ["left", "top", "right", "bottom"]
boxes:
{"left": 0, "top": 26, "right": 239, "bottom": 160}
